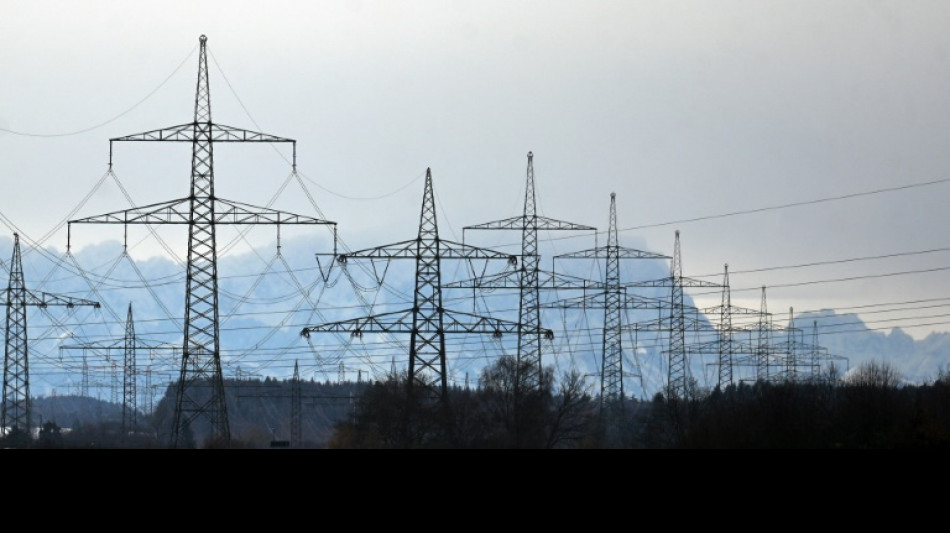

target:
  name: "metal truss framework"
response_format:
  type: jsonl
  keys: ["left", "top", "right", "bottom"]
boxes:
{"left": 59, "top": 303, "right": 177, "bottom": 436}
{"left": 623, "top": 231, "right": 721, "bottom": 401}
{"left": 459, "top": 152, "right": 595, "bottom": 393}
{"left": 689, "top": 264, "right": 762, "bottom": 389}
{"left": 302, "top": 169, "right": 552, "bottom": 404}
{"left": 2, "top": 234, "right": 100, "bottom": 437}
{"left": 291, "top": 360, "right": 301, "bottom": 449}
{"left": 68, "top": 35, "right": 336, "bottom": 448}
{"left": 545, "top": 193, "right": 669, "bottom": 410}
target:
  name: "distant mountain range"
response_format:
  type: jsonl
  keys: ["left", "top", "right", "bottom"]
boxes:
{"left": 0, "top": 234, "right": 945, "bottom": 402}
{"left": 796, "top": 309, "right": 950, "bottom": 384}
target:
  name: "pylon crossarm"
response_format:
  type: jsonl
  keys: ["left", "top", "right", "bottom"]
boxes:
{"left": 624, "top": 276, "right": 721, "bottom": 288}
{"left": 734, "top": 321, "right": 785, "bottom": 333}
{"left": 464, "top": 215, "right": 596, "bottom": 232}
{"left": 556, "top": 246, "right": 669, "bottom": 260}
{"left": 444, "top": 268, "right": 604, "bottom": 290}
{"left": 111, "top": 123, "right": 195, "bottom": 142}
{"left": 300, "top": 309, "right": 415, "bottom": 337}
{"left": 208, "top": 123, "right": 295, "bottom": 143}
{"left": 542, "top": 290, "right": 665, "bottom": 309}
{"left": 439, "top": 240, "right": 518, "bottom": 261}
{"left": 541, "top": 292, "right": 603, "bottom": 309}
{"left": 60, "top": 340, "right": 177, "bottom": 351}
{"left": 111, "top": 122, "right": 295, "bottom": 144}
{"left": 22, "top": 291, "right": 99, "bottom": 309}
{"left": 442, "top": 309, "right": 554, "bottom": 337}
{"left": 213, "top": 198, "right": 335, "bottom": 225}
{"left": 336, "top": 239, "right": 417, "bottom": 261}
{"left": 69, "top": 197, "right": 336, "bottom": 226}
{"left": 299, "top": 308, "right": 552, "bottom": 339}
{"left": 335, "top": 239, "right": 516, "bottom": 262}
{"left": 622, "top": 313, "right": 707, "bottom": 332}
{"left": 686, "top": 338, "right": 755, "bottom": 354}
{"left": 69, "top": 198, "right": 192, "bottom": 225}
{"left": 699, "top": 304, "right": 761, "bottom": 315}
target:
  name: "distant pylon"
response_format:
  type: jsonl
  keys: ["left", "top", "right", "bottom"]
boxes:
{"left": 623, "top": 231, "right": 719, "bottom": 400}
{"left": 2, "top": 233, "right": 99, "bottom": 439}
{"left": 719, "top": 265, "right": 733, "bottom": 387}
{"left": 667, "top": 231, "right": 686, "bottom": 399}
{"left": 756, "top": 287, "right": 771, "bottom": 381}
{"left": 691, "top": 264, "right": 760, "bottom": 389}
{"left": 81, "top": 354, "right": 90, "bottom": 398}
{"left": 785, "top": 307, "right": 796, "bottom": 380}
{"left": 463, "top": 152, "right": 595, "bottom": 393}
{"left": 302, "top": 169, "right": 551, "bottom": 408}
{"left": 548, "top": 193, "right": 669, "bottom": 408}
{"left": 60, "top": 302, "right": 176, "bottom": 437}
{"left": 291, "top": 360, "right": 301, "bottom": 449}
{"left": 111, "top": 361, "right": 120, "bottom": 406}
{"left": 123, "top": 304, "right": 136, "bottom": 433}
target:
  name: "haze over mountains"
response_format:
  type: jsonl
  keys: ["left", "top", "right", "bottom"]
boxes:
{"left": 0, "top": 231, "right": 945, "bottom": 405}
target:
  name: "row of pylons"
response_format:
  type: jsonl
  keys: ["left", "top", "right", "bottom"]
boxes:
{"left": 2, "top": 35, "right": 845, "bottom": 448}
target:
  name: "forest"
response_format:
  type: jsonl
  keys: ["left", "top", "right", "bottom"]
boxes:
{"left": 8, "top": 357, "right": 950, "bottom": 449}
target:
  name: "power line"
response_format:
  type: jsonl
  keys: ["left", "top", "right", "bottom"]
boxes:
{"left": 0, "top": 45, "right": 197, "bottom": 138}
{"left": 487, "top": 176, "right": 950, "bottom": 249}
{"left": 690, "top": 246, "right": 950, "bottom": 279}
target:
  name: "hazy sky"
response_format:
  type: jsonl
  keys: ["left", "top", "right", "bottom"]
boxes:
{"left": 2, "top": 0, "right": 950, "bottom": 339}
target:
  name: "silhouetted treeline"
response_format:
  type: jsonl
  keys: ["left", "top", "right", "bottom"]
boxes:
{"left": 331, "top": 359, "right": 950, "bottom": 449}
{"left": 4, "top": 376, "right": 366, "bottom": 448}
{"left": 10, "top": 360, "right": 950, "bottom": 448}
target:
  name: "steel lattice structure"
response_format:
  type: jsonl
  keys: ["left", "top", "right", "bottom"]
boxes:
{"left": 460, "top": 152, "right": 595, "bottom": 393}
{"left": 623, "top": 231, "right": 720, "bottom": 400}
{"left": 545, "top": 193, "right": 668, "bottom": 409}
{"left": 59, "top": 303, "right": 177, "bottom": 436}
{"left": 302, "top": 169, "right": 552, "bottom": 404}
{"left": 68, "top": 35, "right": 336, "bottom": 448}
{"left": 291, "top": 360, "right": 301, "bottom": 449}
{"left": 689, "top": 264, "right": 762, "bottom": 389}
{"left": 2, "top": 234, "right": 100, "bottom": 438}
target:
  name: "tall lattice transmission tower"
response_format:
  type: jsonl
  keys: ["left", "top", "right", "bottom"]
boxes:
{"left": 2, "top": 234, "right": 99, "bottom": 441}
{"left": 59, "top": 303, "right": 177, "bottom": 437}
{"left": 689, "top": 264, "right": 761, "bottom": 389}
{"left": 68, "top": 35, "right": 337, "bottom": 448}
{"left": 620, "top": 230, "right": 721, "bottom": 400}
{"left": 546, "top": 193, "right": 668, "bottom": 408}
{"left": 302, "top": 169, "right": 552, "bottom": 410}
{"left": 460, "top": 152, "right": 595, "bottom": 393}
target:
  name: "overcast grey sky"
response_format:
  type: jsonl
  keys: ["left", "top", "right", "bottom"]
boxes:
{"left": 2, "top": 0, "right": 950, "bottom": 339}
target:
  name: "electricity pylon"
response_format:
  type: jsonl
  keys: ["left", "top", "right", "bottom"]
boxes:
{"left": 460, "top": 152, "right": 595, "bottom": 393}
{"left": 291, "top": 360, "right": 301, "bottom": 449}
{"left": 623, "top": 230, "right": 720, "bottom": 400}
{"left": 68, "top": 35, "right": 337, "bottom": 448}
{"left": 2, "top": 233, "right": 99, "bottom": 440}
{"left": 545, "top": 193, "right": 669, "bottom": 408}
{"left": 301, "top": 169, "right": 553, "bottom": 406}
{"left": 689, "top": 264, "right": 761, "bottom": 389}
{"left": 731, "top": 287, "right": 787, "bottom": 383}
{"left": 59, "top": 303, "right": 177, "bottom": 437}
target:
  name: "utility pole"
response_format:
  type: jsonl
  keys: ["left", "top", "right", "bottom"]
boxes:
{"left": 68, "top": 35, "right": 337, "bottom": 448}
{"left": 2, "top": 233, "right": 99, "bottom": 442}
